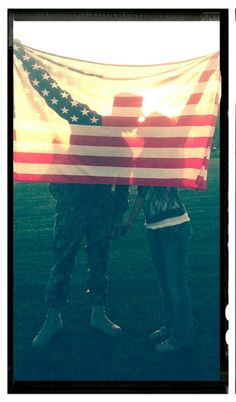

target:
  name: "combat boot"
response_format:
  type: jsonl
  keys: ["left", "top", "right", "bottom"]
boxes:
{"left": 32, "top": 308, "right": 63, "bottom": 348}
{"left": 90, "top": 305, "right": 122, "bottom": 336}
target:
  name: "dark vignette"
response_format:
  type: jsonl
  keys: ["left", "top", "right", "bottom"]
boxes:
{"left": 8, "top": 8, "right": 228, "bottom": 394}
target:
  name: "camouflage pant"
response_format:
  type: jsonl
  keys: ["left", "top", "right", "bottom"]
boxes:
{"left": 46, "top": 184, "right": 115, "bottom": 308}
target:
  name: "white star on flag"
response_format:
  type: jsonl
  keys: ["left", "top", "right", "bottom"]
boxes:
{"left": 61, "top": 91, "right": 69, "bottom": 99}
{"left": 81, "top": 108, "right": 89, "bottom": 116}
{"left": 51, "top": 98, "right": 59, "bottom": 105}
{"left": 32, "top": 79, "right": 40, "bottom": 86}
{"left": 23, "top": 54, "right": 31, "bottom": 61}
{"left": 50, "top": 82, "right": 58, "bottom": 89}
{"left": 42, "top": 89, "right": 49, "bottom": 96}
{"left": 32, "top": 63, "right": 40, "bottom": 70}
{"left": 71, "top": 100, "right": 79, "bottom": 107}
{"left": 90, "top": 116, "right": 99, "bottom": 124}
{"left": 42, "top": 73, "right": 50, "bottom": 80}
{"left": 71, "top": 115, "right": 79, "bottom": 122}
{"left": 61, "top": 107, "right": 69, "bottom": 114}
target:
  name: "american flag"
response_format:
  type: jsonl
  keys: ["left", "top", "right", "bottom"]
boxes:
{"left": 13, "top": 41, "right": 221, "bottom": 189}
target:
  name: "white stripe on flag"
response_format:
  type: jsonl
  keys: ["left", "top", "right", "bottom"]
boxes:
{"left": 14, "top": 142, "right": 207, "bottom": 158}
{"left": 14, "top": 121, "right": 215, "bottom": 139}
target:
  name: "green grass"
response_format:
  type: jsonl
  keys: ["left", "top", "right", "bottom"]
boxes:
{"left": 13, "top": 159, "right": 221, "bottom": 383}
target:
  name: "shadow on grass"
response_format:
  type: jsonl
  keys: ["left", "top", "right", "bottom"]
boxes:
{"left": 13, "top": 295, "right": 219, "bottom": 382}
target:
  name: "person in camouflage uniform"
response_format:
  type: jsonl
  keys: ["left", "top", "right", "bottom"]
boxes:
{"left": 13, "top": 42, "right": 130, "bottom": 347}
{"left": 32, "top": 183, "right": 129, "bottom": 347}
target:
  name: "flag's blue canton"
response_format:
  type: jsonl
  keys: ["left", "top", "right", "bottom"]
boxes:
{"left": 13, "top": 42, "right": 102, "bottom": 126}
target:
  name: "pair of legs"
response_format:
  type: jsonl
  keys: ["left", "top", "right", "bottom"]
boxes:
{"left": 46, "top": 196, "right": 112, "bottom": 308}
{"left": 147, "top": 221, "right": 194, "bottom": 348}
{"left": 32, "top": 185, "right": 121, "bottom": 347}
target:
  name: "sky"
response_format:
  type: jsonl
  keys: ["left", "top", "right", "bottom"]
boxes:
{"left": 13, "top": 20, "right": 220, "bottom": 65}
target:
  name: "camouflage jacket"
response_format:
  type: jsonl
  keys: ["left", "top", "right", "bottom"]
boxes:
{"left": 49, "top": 183, "right": 129, "bottom": 224}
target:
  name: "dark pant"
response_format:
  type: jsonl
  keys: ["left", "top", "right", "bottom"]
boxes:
{"left": 147, "top": 221, "right": 194, "bottom": 346}
{"left": 46, "top": 185, "right": 114, "bottom": 308}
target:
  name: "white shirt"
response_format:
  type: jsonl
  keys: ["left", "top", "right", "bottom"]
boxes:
{"left": 145, "top": 212, "right": 190, "bottom": 230}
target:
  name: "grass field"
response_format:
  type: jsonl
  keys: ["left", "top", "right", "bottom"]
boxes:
{"left": 12, "top": 158, "right": 222, "bottom": 384}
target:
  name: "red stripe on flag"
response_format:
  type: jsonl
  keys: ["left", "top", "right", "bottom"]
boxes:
{"left": 14, "top": 152, "right": 208, "bottom": 169}
{"left": 207, "top": 136, "right": 214, "bottom": 148}
{"left": 112, "top": 96, "right": 143, "bottom": 107}
{"left": 69, "top": 135, "right": 211, "bottom": 148}
{"left": 186, "top": 93, "right": 203, "bottom": 104}
{"left": 199, "top": 69, "right": 215, "bottom": 82}
{"left": 13, "top": 172, "right": 206, "bottom": 189}
{"left": 203, "top": 158, "right": 209, "bottom": 169}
